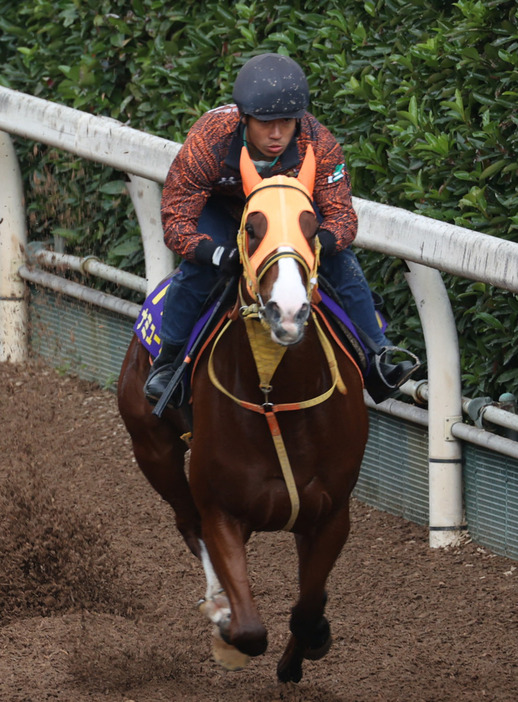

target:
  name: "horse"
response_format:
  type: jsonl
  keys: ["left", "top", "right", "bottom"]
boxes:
{"left": 117, "top": 143, "right": 369, "bottom": 683}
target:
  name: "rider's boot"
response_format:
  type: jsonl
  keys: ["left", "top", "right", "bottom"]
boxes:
{"left": 364, "top": 347, "right": 421, "bottom": 404}
{"left": 144, "top": 342, "right": 185, "bottom": 408}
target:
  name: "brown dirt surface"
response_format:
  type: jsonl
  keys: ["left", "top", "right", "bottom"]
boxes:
{"left": 1, "top": 359, "right": 517, "bottom": 702}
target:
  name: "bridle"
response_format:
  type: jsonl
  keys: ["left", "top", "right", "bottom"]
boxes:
{"left": 236, "top": 177, "right": 321, "bottom": 324}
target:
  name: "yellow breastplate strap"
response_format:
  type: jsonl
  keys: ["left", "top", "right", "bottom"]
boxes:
{"left": 206, "top": 311, "right": 347, "bottom": 531}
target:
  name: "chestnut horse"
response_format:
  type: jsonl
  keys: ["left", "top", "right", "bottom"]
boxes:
{"left": 117, "top": 145, "right": 369, "bottom": 683}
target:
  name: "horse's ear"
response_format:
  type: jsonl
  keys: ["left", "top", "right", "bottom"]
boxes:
{"left": 297, "top": 144, "right": 316, "bottom": 196}
{"left": 240, "top": 146, "right": 262, "bottom": 197}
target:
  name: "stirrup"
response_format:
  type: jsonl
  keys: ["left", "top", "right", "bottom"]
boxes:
{"left": 365, "top": 346, "right": 421, "bottom": 404}
{"left": 375, "top": 346, "right": 421, "bottom": 390}
{"left": 144, "top": 362, "right": 187, "bottom": 409}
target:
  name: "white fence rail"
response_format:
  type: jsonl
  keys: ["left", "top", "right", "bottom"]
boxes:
{"left": 1, "top": 86, "right": 518, "bottom": 550}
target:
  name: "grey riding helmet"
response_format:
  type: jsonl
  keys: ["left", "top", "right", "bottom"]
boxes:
{"left": 232, "top": 53, "right": 310, "bottom": 121}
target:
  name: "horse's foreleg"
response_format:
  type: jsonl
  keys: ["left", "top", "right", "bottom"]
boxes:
{"left": 277, "top": 504, "right": 351, "bottom": 683}
{"left": 201, "top": 511, "right": 268, "bottom": 658}
{"left": 197, "top": 540, "right": 251, "bottom": 671}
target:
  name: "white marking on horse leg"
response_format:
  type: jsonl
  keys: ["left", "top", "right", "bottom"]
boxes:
{"left": 199, "top": 539, "right": 222, "bottom": 599}
{"left": 198, "top": 539, "right": 231, "bottom": 626}
{"left": 197, "top": 540, "right": 250, "bottom": 670}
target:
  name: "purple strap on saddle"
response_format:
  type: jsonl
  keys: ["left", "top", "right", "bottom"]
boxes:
{"left": 185, "top": 303, "right": 218, "bottom": 355}
{"left": 318, "top": 289, "right": 370, "bottom": 359}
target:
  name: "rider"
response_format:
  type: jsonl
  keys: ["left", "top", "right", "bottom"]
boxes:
{"left": 144, "top": 53, "right": 419, "bottom": 406}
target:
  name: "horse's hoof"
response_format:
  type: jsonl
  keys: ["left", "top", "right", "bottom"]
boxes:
{"left": 277, "top": 636, "right": 303, "bottom": 683}
{"left": 304, "top": 634, "right": 332, "bottom": 660}
{"left": 291, "top": 614, "right": 331, "bottom": 660}
{"left": 212, "top": 629, "right": 250, "bottom": 671}
{"left": 277, "top": 658, "right": 303, "bottom": 684}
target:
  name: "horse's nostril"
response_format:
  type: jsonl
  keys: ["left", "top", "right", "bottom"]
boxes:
{"left": 265, "top": 300, "right": 281, "bottom": 323}
{"left": 296, "top": 302, "right": 310, "bottom": 324}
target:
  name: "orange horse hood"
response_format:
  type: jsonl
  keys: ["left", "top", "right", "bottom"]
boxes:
{"left": 239, "top": 145, "right": 317, "bottom": 274}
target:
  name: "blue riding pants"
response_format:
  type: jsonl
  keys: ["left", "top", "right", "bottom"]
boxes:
{"left": 160, "top": 199, "right": 390, "bottom": 349}
{"left": 160, "top": 200, "right": 237, "bottom": 346}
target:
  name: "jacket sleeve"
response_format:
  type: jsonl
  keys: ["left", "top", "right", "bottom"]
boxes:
{"left": 160, "top": 115, "right": 219, "bottom": 261}
{"left": 311, "top": 124, "right": 358, "bottom": 252}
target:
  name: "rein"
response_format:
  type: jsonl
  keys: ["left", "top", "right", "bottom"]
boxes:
{"left": 207, "top": 309, "right": 347, "bottom": 532}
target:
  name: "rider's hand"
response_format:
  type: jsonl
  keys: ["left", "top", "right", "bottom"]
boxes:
{"left": 317, "top": 229, "right": 337, "bottom": 256}
{"left": 212, "top": 243, "right": 241, "bottom": 276}
{"left": 195, "top": 239, "right": 242, "bottom": 276}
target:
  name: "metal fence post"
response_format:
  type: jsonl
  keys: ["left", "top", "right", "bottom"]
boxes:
{"left": 126, "top": 175, "right": 174, "bottom": 292}
{"left": 0, "top": 131, "right": 28, "bottom": 362}
{"left": 404, "top": 261, "right": 464, "bottom": 547}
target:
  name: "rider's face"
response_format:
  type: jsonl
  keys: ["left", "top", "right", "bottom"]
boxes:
{"left": 244, "top": 116, "right": 297, "bottom": 161}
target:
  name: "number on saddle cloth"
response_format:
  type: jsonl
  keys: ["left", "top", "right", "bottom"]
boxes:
{"left": 133, "top": 276, "right": 170, "bottom": 359}
{"left": 133, "top": 275, "right": 237, "bottom": 362}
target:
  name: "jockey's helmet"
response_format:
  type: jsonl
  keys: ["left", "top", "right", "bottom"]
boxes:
{"left": 232, "top": 53, "right": 309, "bottom": 121}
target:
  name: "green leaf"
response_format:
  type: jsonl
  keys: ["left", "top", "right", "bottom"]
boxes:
{"left": 496, "top": 368, "right": 518, "bottom": 384}
{"left": 474, "top": 312, "right": 505, "bottom": 331}
{"left": 98, "top": 181, "right": 128, "bottom": 195}
{"left": 52, "top": 227, "right": 79, "bottom": 241}
{"left": 479, "top": 160, "right": 506, "bottom": 181}
{"left": 109, "top": 239, "right": 141, "bottom": 256}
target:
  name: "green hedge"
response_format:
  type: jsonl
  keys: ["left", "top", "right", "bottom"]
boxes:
{"left": 1, "top": 0, "right": 517, "bottom": 397}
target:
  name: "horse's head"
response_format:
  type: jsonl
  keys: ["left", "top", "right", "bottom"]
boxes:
{"left": 238, "top": 145, "right": 320, "bottom": 346}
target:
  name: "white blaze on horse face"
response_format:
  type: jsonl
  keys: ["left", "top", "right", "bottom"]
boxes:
{"left": 268, "top": 248, "right": 309, "bottom": 345}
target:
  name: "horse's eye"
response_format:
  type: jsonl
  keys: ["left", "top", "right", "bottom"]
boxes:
{"left": 245, "top": 223, "right": 255, "bottom": 238}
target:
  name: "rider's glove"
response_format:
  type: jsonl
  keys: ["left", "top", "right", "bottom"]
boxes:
{"left": 316, "top": 229, "right": 337, "bottom": 257}
{"left": 195, "top": 239, "right": 242, "bottom": 276}
{"left": 212, "top": 244, "right": 241, "bottom": 276}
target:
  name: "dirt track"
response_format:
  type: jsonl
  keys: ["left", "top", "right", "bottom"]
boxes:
{"left": 1, "top": 360, "right": 518, "bottom": 701}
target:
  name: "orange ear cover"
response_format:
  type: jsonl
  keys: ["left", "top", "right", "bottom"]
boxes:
{"left": 241, "top": 144, "right": 316, "bottom": 197}
{"left": 297, "top": 144, "right": 315, "bottom": 196}
{"left": 240, "top": 146, "right": 262, "bottom": 197}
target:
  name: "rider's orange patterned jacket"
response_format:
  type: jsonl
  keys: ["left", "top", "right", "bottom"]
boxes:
{"left": 161, "top": 104, "right": 358, "bottom": 261}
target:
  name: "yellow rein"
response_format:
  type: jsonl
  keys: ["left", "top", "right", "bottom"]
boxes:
{"left": 207, "top": 309, "right": 347, "bottom": 531}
